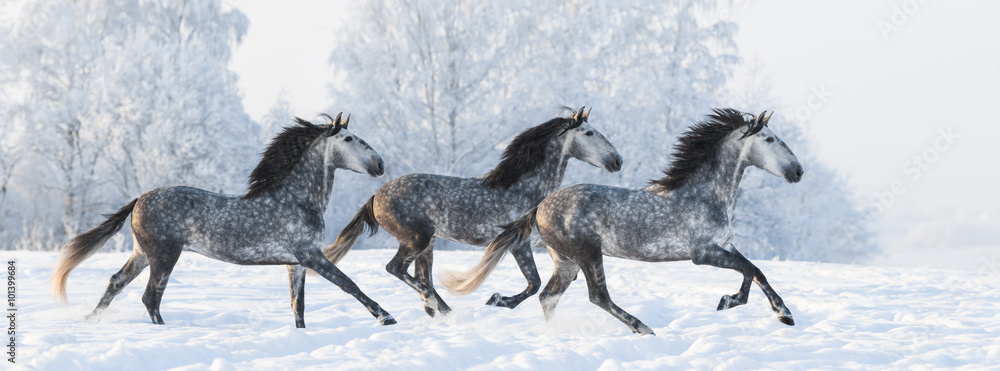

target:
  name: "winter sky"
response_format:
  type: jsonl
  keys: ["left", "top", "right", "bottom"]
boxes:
{"left": 229, "top": 1, "right": 1000, "bottom": 266}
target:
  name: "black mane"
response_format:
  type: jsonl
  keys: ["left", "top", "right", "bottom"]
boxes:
{"left": 649, "top": 108, "right": 767, "bottom": 192}
{"left": 244, "top": 117, "right": 331, "bottom": 198}
{"left": 481, "top": 110, "right": 586, "bottom": 189}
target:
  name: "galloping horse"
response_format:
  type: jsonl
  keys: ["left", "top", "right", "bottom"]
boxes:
{"left": 444, "top": 109, "right": 802, "bottom": 334}
{"left": 52, "top": 113, "right": 396, "bottom": 327}
{"left": 324, "top": 107, "right": 622, "bottom": 316}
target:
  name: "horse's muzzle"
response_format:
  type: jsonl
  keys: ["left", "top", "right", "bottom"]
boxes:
{"left": 367, "top": 158, "right": 385, "bottom": 177}
{"left": 604, "top": 154, "right": 623, "bottom": 173}
{"left": 784, "top": 163, "right": 804, "bottom": 183}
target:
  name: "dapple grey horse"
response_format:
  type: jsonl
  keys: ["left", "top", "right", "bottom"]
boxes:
{"left": 52, "top": 113, "right": 396, "bottom": 328}
{"left": 444, "top": 108, "right": 801, "bottom": 335}
{"left": 325, "top": 107, "right": 622, "bottom": 317}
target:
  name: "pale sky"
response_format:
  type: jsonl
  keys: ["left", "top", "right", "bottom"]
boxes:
{"left": 230, "top": 1, "right": 1000, "bottom": 263}
{"left": 731, "top": 1, "right": 1000, "bottom": 220}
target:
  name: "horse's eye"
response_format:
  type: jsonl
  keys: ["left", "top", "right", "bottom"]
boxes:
{"left": 345, "top": 137, "right": 353, "bottom": 142}
{"left": 585, "top": 131, "right": 594, "bottom": 136}
{"left": 765, "top": 137, "right": 774, "bottom": 143}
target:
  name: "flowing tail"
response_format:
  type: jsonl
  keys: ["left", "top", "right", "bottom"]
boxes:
{"left": 52, "top": 198, "right": 137, "bottom": 305}
{"left": 441, "top": 207, "right": 537, "bottom": 296}
{"left": 324, "top": 196, "right": 379, "bottom": 264}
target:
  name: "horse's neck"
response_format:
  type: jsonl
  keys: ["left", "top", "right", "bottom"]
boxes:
{"left": 270, "top": 143, "right": 337, "bottom": 212}
{"left": 676, "top": 138, "right": 749, "bottom": 216}
{"left": 507, "top": 140, "right": 569, "bottom": 202}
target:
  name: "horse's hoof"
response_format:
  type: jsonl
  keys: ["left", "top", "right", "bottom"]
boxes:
{"left": 379, "top": 315, "right": 397, "bottom": 326}
{"left": 634, "top": 323, "right": 655, "bottom": 336}
{"left": 778, "top": 316, "right": 795, "bottom": 326}
{"left": 486, "top": 293, "right": 517, "bottom": 308}
{"left": 84, "top": 310, "right": 102, "bottom": 321}
{"left": 424, "top": 305, "right": 437, "bottom": 317}
{"left": 486, "top": 293, "right": 504, "bottom": 306}
{"left": 716, "top": 294, "right": 745, "bottom": 311}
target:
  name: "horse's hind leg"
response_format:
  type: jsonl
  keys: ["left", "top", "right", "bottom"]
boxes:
{"left": 538, "top": 248, "right": 580, "bottom": 321}
{"left": 487, "top": 241, "right": 541, "bottom": 309}
{"left": 141, "top": 245, "right": 182, "bottom": 325}
{"left": 692, "top": 244, "right": 794, "bottom": 326}
{"left": 87, "top": 251, "right": 149, "bottom": 320}
{"left": 287, "top": 264, "right": 306, "bottom": 328}
{"left": 577, "top": 254, "right": 655, "bottom": 335}
{"left": 385, "top": 235, "right": 449, "bottom": 317}
{"left": 413, "top": 238, "right": 451, "bottom": 316}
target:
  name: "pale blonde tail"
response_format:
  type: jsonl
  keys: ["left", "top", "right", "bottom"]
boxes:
{"left": 52, "top": 199, "right": 137, "bottom": 305}
{"left": 324, "top": 196, "right": 378, "bottom": 264}
{"left": 441, "top": 208, "right": 537, "bottom": 296}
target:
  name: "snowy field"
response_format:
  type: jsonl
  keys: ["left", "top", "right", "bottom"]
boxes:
{"left": 6, "top": 249, "right": 1000, "bottom": 370}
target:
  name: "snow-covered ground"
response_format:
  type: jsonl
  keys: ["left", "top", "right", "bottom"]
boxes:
{"left": 6, "top": 249, "right": 999, "bottom": 370}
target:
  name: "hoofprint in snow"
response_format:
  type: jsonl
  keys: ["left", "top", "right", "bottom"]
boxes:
{"left": 8, "top": 249, "right": 999, "bottom": 370}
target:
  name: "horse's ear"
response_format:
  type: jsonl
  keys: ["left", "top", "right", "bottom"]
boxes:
{"left": 576, "top": 106, "right": 586, "bottom": 121}
{"left": 763, "top": 111, "right": 773, "bottom": 126}
{"left": 328, "top": 112, "right": 344, "bottom": 136}
{"left": 343, "top": 113, "right": 351, "bottom": 129}
{"left": 583, "top": 106, "right": 592, "bottom": 122}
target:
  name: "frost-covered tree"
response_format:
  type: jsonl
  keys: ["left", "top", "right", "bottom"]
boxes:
{"left": 327, "top": 0, "right": 874, "bottom": 261}
{"left": 330, "top": 0, "right": 527, "bottom": 178}
{"left": 0, "top": 0, "right": 255, "bottom": 249}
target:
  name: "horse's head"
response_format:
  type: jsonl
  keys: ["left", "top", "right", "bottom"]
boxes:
{"left": 561, "top": 106, "right": 623, "bottom": 173}
{"left": 742, "top": 111, "right": 803, "bottom": 183}
{"left": 320, "top": 113, "right": 385, "bottom": 177}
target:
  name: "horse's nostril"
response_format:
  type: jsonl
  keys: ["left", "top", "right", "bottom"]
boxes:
{"left": 796, "top": 168, "right": 804, "bottom": 177}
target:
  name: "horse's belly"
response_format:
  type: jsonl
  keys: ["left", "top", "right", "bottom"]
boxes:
{"left": 184, "top": 243, "right": 300, "bottom": 265}
{"left": 601, "top": 240, "right": 691, "bottom": 262}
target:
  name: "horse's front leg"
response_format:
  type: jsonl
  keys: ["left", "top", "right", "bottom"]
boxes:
{"left": 287, "top": 264, "right": 306, "bottom": 328}
{"left": 692, "top": 244, "right": 794, "bottom": 326}
{"left": 294, "top": 247, "right": 396, "bottom": 326}
{"left": 486, "top": 241, "right": 540, "bottom": 309}
{"left": 717, "top": 245, "right": 752, "bottom": 311}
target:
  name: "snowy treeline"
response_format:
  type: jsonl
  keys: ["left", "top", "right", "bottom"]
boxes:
{"left": 0, "top": 0, "right": 873, "bottom": 262}
{"left": 0, "top": 0, "right": 257, "bottom": 249}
